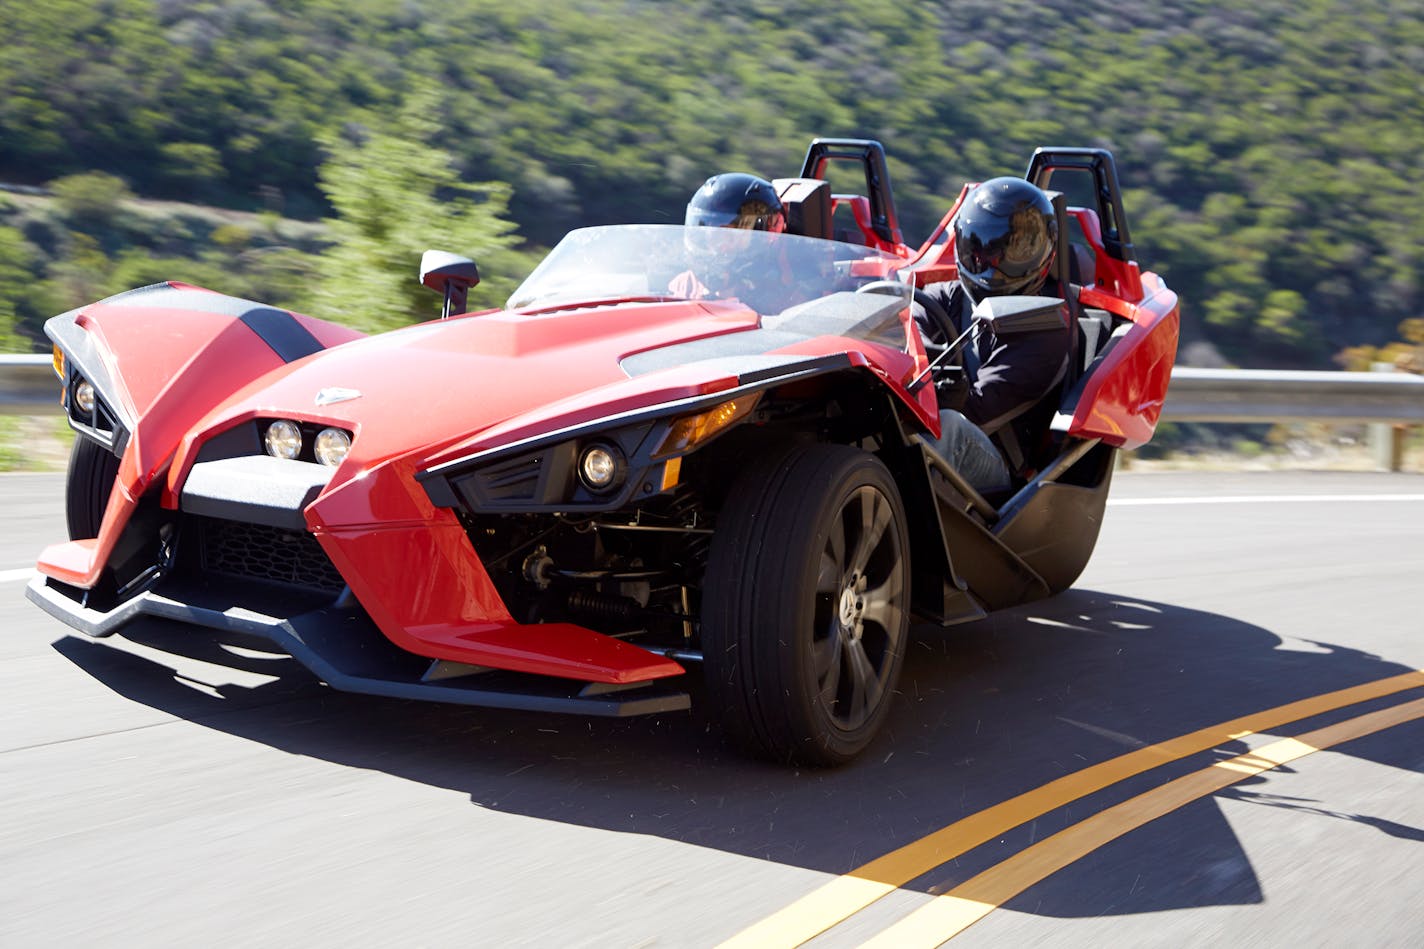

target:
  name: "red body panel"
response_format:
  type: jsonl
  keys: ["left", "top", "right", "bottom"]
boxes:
{"left": 40, "top": 289, "right": 926, "bottom": 683}
{"left": 311, "top": 484, "right": 683, "bottom": 683}
{"left": 288, "top": 307, "right": 928, "bottom": 682}
{"left": 37, "top": 453, "right": 140, "bottom": 587}
{"left": 1063, "top": 276, "right": 1180, "bottom": 449}
{"left": 44, "top": 288, "right": 364, "bottom": 587}
{"left": 1067, "top": 208, "right": 1143, "bottom": 301}
{"left": 33, "top": 538, "right": 100, "bottom": 587}
{"left": 172, "top": 299, "right": 762, "bottom": 485}
{"left": 81, "top": 286, "right": 363, "bottom": 484}
{"left": 421, "top": 328, "right": 938, "bottom": 467}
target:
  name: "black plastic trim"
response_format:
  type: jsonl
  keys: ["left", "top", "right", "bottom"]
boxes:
{"left": 799, "top": 138, "right": 903, "bottom": 246}
{"left": 238, "top": 308, "right": 326, "bottom": 363}
{"left": 1024, "top": 147, "right": 1135, "bottom": 264}
{"left": 417, "top": 359, "right": 859, "bottom": 512}
{"left": 180, "top": 456, "right": 333, "bottom": 530}
{"left": 46, "top": 311, "right": 136, "bottom": 455}
{"left": 83, "top": 282, "right": 326, "bottom": 364}
{"left": 737, "top": 352, "right": 853, "bottom": 385}
{"left": 27, "top": 574, "right": 690, "bottom": 717}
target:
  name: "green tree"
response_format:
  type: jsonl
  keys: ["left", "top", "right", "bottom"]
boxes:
{"left": 0, "top": 225, "right": 33, "bottom": 351}
{"left": 50, "top": 171, "right": 135, "bottom": 227}
{"left": 37, "top": 233, "right": 114, "bottom": 317}
{"left": 304, "top": 83, "right": 530, "bottom": 332}
{"left": 3, "top": 0, "right": 1423, "bottom": 367}
{"left": 159, "top": 142, "right": 226, "bottom": 195}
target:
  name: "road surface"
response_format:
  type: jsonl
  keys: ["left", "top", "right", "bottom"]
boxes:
{"left": 3, "top": 469, "right": 1421, "bottom": 947}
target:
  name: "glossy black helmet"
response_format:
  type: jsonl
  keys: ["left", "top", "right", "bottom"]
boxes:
{"left": 954, "top": 177, "right": 1057, "bottom": 301}
{"left": 685, "top": 173, "right": 786, "bottom": 231}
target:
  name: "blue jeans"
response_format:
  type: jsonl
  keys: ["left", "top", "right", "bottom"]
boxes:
{"left": 928, "top": 410, "right": 1012, "bottom": 495}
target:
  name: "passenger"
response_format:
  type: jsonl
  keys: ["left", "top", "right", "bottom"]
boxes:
{"left": 916, "top": 177, "right": 1072, "bottom": 495}
{"left": 682, "top": 172, "right": 787, "bottom": 234}
{"left": 672, "top": 173, "right": 810, "bottom": 315}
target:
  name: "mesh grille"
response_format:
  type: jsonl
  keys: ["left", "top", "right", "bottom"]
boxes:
{"left": 199, "top": 518, "right": 346, "bottom": 593}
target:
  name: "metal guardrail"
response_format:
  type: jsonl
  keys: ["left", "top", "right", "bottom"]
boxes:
{"left": 1162, "top": 367, "right": 1424, "bottom": 425}
{"left": 7, "top": 354, "right": 1423, "bottom": 421}
{"left": 1, "top": 354, "right": 59, "bottom": 415}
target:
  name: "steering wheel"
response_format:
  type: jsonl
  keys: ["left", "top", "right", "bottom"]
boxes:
{"left": 856, "top": 279, "right": 959, "bottom": 348}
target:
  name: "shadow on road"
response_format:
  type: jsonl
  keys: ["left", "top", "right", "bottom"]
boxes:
{"left": 52, "top": 587, "right": 1424, "bottom": 918}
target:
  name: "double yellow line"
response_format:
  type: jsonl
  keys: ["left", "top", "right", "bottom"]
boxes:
{"left": 721, "top": 670, "right": 1424, "bottom": 947}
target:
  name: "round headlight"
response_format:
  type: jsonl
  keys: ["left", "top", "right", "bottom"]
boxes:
{"left": 314, "top": 427, "right": 351, "bottom": 467}
{"left": 579, "top": 444, "right": 623, "bottom": 492}
{"left": 74, "top": 380, "right": 96, "bottom": 415}
{"left": 264, "top": 419, "right": 303, "bottom": 460}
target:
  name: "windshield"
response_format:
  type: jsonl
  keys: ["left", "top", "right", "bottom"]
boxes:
{"left": 507, "top": 224, "right": 906, "bottom": 317}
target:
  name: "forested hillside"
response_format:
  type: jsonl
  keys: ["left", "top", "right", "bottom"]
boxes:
{"left": 1, "top": 0, "right": 1420, "bottom": 367}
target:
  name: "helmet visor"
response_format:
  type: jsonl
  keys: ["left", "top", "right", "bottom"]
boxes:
{"left": 955, "top": 208, "right": 1053, "bottom": 294}
{"left": 685, "top": 207, "right": 741, "bottom": 228}
{"left": 685, "top": 205, "right": 785, "bottom": 231}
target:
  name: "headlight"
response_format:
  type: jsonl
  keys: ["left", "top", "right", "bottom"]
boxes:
{"left": 314, "top": 427, "right": 352, "bottom": 467}
{"left": 578, "top": 443, "right": 624, "bottom": 492}
{"left": 74, "top": 380, "right": 96, "bottom": 415}
{"left": 264, "top": 419, "right": 303, "bottom": 460}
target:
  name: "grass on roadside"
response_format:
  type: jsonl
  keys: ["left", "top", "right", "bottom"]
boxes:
{"left": 1123, "top": 424, "right": 1423, "bottom": 473}
{"left": 0, "top": 415, "right": 73, "bottom": 472}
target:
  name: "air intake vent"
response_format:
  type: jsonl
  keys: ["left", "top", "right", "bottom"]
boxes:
{"left": 199, "top": 517, "right": 346, "bottom": 593}
{"left": 472, "top": 453, "right": 546, "bottom": 503}
{"left": 449, "top": 449, "right": 575, "bottom": 509}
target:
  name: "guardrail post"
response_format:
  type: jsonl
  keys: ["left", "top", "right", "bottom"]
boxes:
{"left": 1369, "top": 363, "right": 1406, "bottom": 472}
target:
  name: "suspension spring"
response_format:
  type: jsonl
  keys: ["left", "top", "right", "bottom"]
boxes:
{"left": 566, "top": 591, "right": 639, "bottom": 620}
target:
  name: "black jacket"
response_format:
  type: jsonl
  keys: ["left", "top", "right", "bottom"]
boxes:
{"left": 915, "top": 280, "right": 1071, "bottom": 472}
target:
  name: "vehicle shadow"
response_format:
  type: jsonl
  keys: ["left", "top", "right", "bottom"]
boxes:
{"left": 51, "top": 587, "right": 1424, "bottom": 918}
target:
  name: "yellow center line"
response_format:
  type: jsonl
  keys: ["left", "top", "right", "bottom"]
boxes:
{"left": 718, "top": 670, "right": 1424, "bottom": 948}
{"left": 862, "top": 693, "right": 1424, "bottom": 947}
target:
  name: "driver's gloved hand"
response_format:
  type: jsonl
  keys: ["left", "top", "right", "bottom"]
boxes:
{"left": 935, "top": 369, "right": 969, "bottom": 412}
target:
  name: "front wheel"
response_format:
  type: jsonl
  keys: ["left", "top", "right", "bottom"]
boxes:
{"left": 65, "top": 436, "right": 120, "bottom": 540}
{"left": 702, "top": 443, "right": 910, "bottom": 766}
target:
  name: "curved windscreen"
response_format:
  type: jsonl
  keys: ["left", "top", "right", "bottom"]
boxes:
{"left": 506, "top": 225, "right": 907, "bottom": 318}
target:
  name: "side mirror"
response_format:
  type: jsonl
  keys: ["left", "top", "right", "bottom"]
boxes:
{"left": 419, "top": 250, "right": 481, "bottom": 319}
{"left": 971, "top": 295, "right": 1065, "bottom": 334}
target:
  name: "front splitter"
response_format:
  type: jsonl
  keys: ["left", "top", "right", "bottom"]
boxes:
{"left": 26, "top": 574, "right": 691, "bottom": 717}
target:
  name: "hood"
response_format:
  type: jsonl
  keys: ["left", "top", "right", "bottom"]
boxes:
{"left": 185, "top": 299, "right": 761, "bottom": 472}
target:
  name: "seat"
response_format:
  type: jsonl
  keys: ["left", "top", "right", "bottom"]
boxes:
{"left": 1078, "top": 307, "right": 1114, "bottom": 373}
{"left": 1068, "top": 243, "right": 1096, "bottom": 287}
{"left": 772, "top": 177, "right": 832, "bottom": 241}
{"left": 1010, "top": 191, "right": 1083, "bottom": 475}
{"left": 1044, "top": 191, "right": 1081, "bottom": 382}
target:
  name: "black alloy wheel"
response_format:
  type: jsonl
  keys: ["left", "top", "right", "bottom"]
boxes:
{"left": 702, "top": 442, "right": 910, "bottom": 765}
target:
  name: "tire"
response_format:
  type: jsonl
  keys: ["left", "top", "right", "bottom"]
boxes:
{"left": 702, "top": 443, "right": 911, "bottom": 766}
{"left": 65, "top": 436, "right": 120, "bottom": 541}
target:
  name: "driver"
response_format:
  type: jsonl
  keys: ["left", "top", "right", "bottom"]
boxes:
{"left": 916, "top": 177, "right": 1072, "bottom": 495}
{"left": 671, "top": 173, "right": 809, "bottom": 314}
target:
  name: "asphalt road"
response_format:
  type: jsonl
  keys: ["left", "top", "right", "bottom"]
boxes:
{"left": 2, "top": 469, "right": 1422, "bottom": 947}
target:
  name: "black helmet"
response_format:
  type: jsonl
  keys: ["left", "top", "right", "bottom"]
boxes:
{"left": 685, "top": 173, "right": 785, "bottom": 231}
{"left": 954, "top": 177, "right": 1057, "bottom": 301}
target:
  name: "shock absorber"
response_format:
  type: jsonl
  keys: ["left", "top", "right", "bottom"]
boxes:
{"left": 565, "top": 590, "right": 640, "bottom": 621}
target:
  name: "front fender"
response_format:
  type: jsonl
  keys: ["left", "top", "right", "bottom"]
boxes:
{"left": 41, "top": 282, "right": 365, "bottom": 587}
